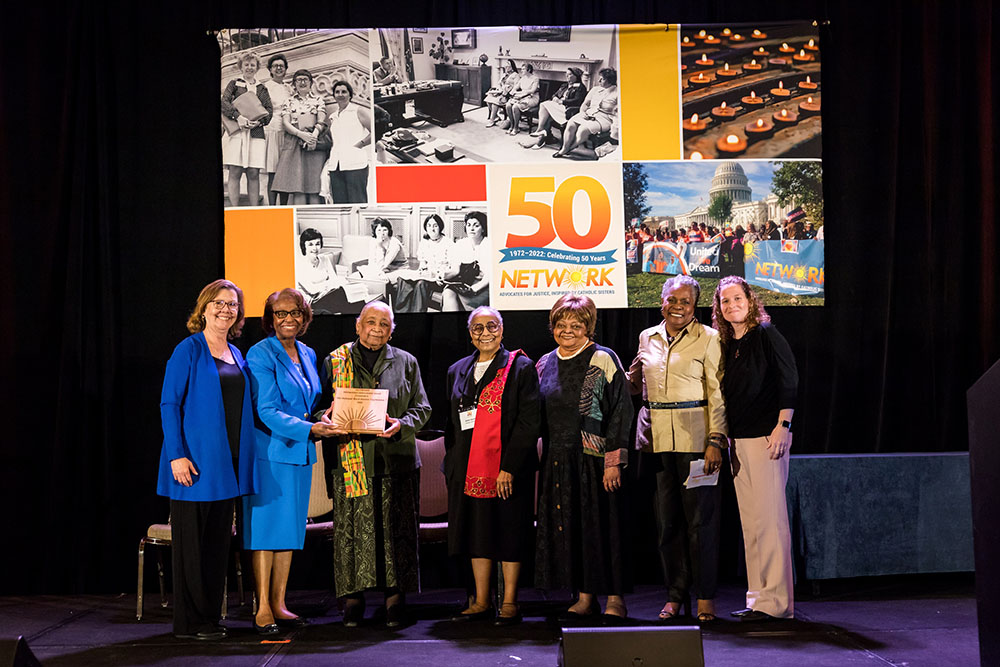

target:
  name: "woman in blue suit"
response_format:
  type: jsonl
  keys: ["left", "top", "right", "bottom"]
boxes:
{"left": 243, "top": 288, "right": 339, "bottom": 634}
{"left": 157, "top": 279, "right": 256, "bottom": 641}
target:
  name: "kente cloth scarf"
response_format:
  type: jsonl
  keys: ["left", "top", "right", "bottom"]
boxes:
{"left": 328, "top": 343, "right": 369, "bottom": 498}
{"left": 464, "top": 350, "right": 521, "bottom": 498}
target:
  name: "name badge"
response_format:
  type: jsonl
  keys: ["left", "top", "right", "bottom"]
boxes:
{"left": 459, "top": 407, "right": 477, "bottom": 431}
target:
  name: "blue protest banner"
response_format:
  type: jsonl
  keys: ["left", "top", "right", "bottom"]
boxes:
{"left": 744, "top": 240, "right": 825, "bottom": 296}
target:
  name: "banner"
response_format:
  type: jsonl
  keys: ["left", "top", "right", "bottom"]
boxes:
{"left": 744, "top": 239, "right": 824, "bottom": 296}
{"left": 218, "top": 23, "right": 825, "bottom": 315}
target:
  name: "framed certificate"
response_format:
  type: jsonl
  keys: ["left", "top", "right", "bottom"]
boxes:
{"left": 330, "top": 387, "right": 389, "bottom": 434}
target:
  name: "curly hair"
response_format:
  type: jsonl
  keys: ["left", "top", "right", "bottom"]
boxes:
{"left": 549, "top": 293, "right": 597, "bottom": 339}
{"left": 711, "top": 276, "right": 770, "bottom": 344}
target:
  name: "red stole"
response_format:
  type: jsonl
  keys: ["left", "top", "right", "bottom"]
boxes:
{"left": 464, "top": 350, "right": 521, "bottom": 498}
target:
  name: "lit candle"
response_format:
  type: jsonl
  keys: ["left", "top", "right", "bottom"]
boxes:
{"left": 711, "top": 101, "right": 736, "bottom": 120}
{"left": 689, "top": 151, "right": 704, "bottom": 160}
{"left": 803, "top": 38, "right": 820, "bottom": 54}
{"left": 716, "top": 62, "right": 739, "bottom": 79}
{"left": 743, "top": 58, "right": 763, "bottom": 72}
{"left": 730, "top": 33, "right": 746, "bottom": 43}
{"left": 716, "top": 133, "right": 748, "bottom": 155}
{"left": 681, "top": 35, "right": 696, "bottom": 50}
{"left": 695, "top": 29, "right": 708, "bottom": 40}
{"left": 798, "top": 75, "right": 819, "bottom": 91}
{"left": 683, "top": 113, "right": 708, "bottom": 135}
{"left": 695, "top": 53, "right": 715, "bottom": 68}
{"left": 741, "top": 90, "right": 764, "bottom": 108}
{"left": 687, "top": 71, "right": 713, "bottom": 89}
{"left": 721, "top": 28, "right": 733, "bottom": 38}
{"left": 772, "top": 107, "right": 799, "bottom": 126}
{"left": 744, "top": 117, "right": 775, "bottom": 141}
{"left": 798, "top": 96, "right": 821, "bottom": 116}
{"left": 779, "top": 42, "right": 796, "bottom": 55}
{"left": 704, "top": 34, "right": 721, "bottom": 46}
{"left": 793, "top": 49, "right": 815, "bottom": 63}
{"left": 770, "top": 80, "right": 790, "bottom": 98}
{"left": 751, "top": 29, "right": 768, "bottom": 40}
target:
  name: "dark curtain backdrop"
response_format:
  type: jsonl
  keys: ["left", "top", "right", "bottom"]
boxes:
{"left": 0, "top": 1, "right": 996, "bottom": 595}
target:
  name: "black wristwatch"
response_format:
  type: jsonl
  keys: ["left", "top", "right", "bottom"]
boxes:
{"left": 780, "top": 419, "right": 792, "bottom": 431}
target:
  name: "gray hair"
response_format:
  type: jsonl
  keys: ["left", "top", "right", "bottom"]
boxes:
{"left": 467, "top": 306, "right": 503, "bottom": 328}
{"left": 357, "top": 300, "right": 395, "bottom": 332}
{"left": 661, "top": 274, "right": 701, "bottom": 303}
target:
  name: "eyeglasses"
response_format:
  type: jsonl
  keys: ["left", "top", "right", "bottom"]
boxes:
{"left": 470, "top": 321, "right": 500, "bottom": 335}
{"left": 274, "top": 309, "right": 304, "bottom": 319}
{"left": 211, "top": 300, "right": 240, "bottom": 311}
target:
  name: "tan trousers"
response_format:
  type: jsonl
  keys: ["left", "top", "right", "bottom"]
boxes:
{"left": 732, "top": 436, "right": 794, "bottom": 618}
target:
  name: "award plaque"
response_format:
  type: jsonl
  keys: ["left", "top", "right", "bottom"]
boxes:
{"left": 330, "top": 387, "right": 389, "bottom": 434}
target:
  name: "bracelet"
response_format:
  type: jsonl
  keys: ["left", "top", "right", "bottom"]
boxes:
{"left": 707, "top": 435, "right": 728, "bottom": 450}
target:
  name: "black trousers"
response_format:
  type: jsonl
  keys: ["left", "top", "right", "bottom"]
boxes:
{"left": 169, "top": 498, "right": 234, "bottom": 634}
{"left": 650, "top": 451, "right": 720, "bottom": 602}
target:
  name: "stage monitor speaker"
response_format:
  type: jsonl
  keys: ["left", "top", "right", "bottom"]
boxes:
{"left": 0, "top": 637, "right": 41, "bottom": 667}
{"left": 559, "top": 625, "right": 703, "bottom": 667}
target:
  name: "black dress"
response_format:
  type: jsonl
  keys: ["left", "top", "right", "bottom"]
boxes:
{"left": 444, "top": 347, "right": 541, "bottom": 562}
{"left": 534, "top": 344, "right": 634, "bottom": 595}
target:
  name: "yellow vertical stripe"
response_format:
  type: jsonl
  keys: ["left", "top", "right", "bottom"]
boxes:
{"left": 619, "top": 24, "right": 681, "bottom": 160}
{"left": 224, "top": 208, "right": 295, "bottom": 317}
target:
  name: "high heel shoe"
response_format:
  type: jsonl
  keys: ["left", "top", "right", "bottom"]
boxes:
{"left": 657, "top": 598, "right": 690, "bottom": 622}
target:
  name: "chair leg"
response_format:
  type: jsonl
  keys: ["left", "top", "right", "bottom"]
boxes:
{"left": 156, "top": 549, "right": 167, "bottom": 608}
{"left": 137, "top": 538, "right": 146, "bottom": 621}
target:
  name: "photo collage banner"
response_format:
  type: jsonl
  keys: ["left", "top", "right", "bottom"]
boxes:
{"left": 220, "top": 23, "right": 825, "bottom": 316}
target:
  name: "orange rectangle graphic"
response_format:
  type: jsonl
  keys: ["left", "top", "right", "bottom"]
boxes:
{"left": 224, "top": 208, "right": 295, "bottom": 318}
{"left": 376, "top": 164, "right": 487, "bottom": 203}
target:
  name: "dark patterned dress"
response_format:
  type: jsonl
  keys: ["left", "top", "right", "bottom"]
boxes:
{"left": 534, "top": 344, "right": 634, "bottom": 595}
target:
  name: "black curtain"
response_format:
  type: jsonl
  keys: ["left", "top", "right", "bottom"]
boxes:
{"left": 0, "top": 1, "right": 996, "bottom": 595}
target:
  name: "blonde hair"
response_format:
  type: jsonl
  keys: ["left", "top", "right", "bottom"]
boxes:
{"left": 186, "top": 279, "right": 245, "bottom": 339}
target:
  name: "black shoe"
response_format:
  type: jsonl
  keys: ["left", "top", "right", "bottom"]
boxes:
{"left": 494, "top": 603, "right": 521, "bottom": 626}
{"left": 254, "top": 621, "right": 281, "bottom": 635}
{"left": 175, "top": 629, "right": 226, "bottom": 641}
{"left": 343, "top": 598, "right": 366, "bottom": 628}
{"left": 730, "top": 608, "right": 754, "bottom": 618}
{"left": 557, "top": 605, "right": 600, "bottom": 623}
{"left": 452, "top": 605, "right": 494, "bottom": 622}
{"left": 738, "top": 610, "right": 776, "bottom": 622}
{"left": 275, "top": 616, "right": 309, "bottom": 629}
{"left": 385, "top": 604, "right": 406, "bottom": 628}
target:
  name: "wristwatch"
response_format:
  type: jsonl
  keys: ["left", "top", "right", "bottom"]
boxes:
{"left": 780, "top": 419, "right": 792, "bottom": 430}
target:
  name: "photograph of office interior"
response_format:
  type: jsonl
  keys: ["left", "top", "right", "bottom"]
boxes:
{"left": 371, "top": 25, "right": 620, "bottom": 163}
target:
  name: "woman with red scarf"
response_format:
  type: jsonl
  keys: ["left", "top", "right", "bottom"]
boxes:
{"left": 445, "top": 306, "right": 541, "bottom": 625}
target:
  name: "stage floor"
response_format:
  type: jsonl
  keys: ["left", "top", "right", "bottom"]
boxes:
{"left": 1, "top": 575, "right": 978, "bottom": 666}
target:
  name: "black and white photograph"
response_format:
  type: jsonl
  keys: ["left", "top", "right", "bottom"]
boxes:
{"left": 294, "top": 204, "right": 489, "bottom": 315}
{"left": 219, "top": 29, "right": 372, "bottom": 207}
{"left": 370, "top": 25, "right": 621, "bottom": 164}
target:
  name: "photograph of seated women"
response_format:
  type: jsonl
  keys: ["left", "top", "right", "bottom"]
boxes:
{"left": 371, "top": 25, "right": 619, "bottom": 163}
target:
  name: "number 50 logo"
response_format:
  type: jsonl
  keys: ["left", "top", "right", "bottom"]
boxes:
{"left": 505, "top": 176, "right": 611, "bottom": 250}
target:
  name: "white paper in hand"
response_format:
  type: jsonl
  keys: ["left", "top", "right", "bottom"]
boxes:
{"left": 684, "top": 458, "right": 720, "bottom": 488}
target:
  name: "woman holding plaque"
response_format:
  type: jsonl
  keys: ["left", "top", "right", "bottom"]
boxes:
{"left": 445, "top": 307, "right": 540, "bottom": 625}
{"left": 319, "top": 301, "right": 432, "bottom": 628}
{"left": 157, "top": 279, "right": 256, "bottom": 640}
{"left": 534, "top": 294, "right": 634, "bottom": 621}
{"left": 221, "top": 51, "right": 273, "bottom": 207}
{"left": 272, "top": 69, "right": 327, "bottom": 204}
{"left": 242, "top": 289, "right": 339, "bottom": 635}
{"left": 712, "top": 276, "right": 798, "bottom": 621}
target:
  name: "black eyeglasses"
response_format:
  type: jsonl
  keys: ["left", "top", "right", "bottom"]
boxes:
{"left": 274, "top": 309, "right": 304, "bottom": 319}
{"left": 470, "top": 321, "right": 500, "bottom": 335}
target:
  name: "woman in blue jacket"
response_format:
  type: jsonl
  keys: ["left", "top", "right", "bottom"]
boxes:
{"left": 243, "top": 288, "right": 339, "bottom": 634}
{"left": 157, "top": 279, "right": 256, "bottom": 640}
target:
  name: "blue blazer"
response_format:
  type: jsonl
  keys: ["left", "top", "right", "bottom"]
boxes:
{"left": 157, "top": 333, "right": 257, "bottom": 501}
{"left": 246, "top": 336, "right": 322, "bottom": 466}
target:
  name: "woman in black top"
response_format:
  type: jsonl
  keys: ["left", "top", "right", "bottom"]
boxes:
{"left": 712, "top": 276, "right": 797, "bottom": 621}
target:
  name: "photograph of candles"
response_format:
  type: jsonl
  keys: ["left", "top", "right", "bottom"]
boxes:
{"left": 680, "top": 22, "right": 822, "bottom": 159}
